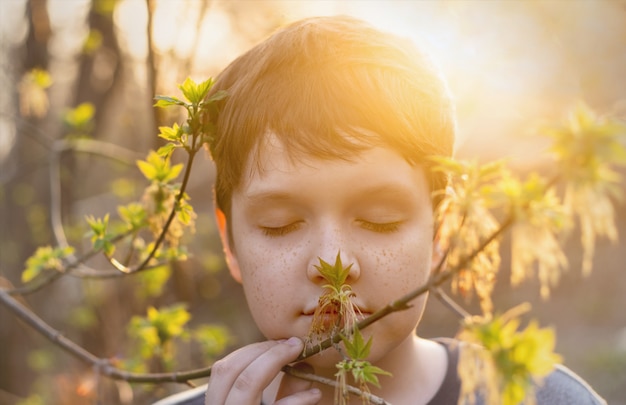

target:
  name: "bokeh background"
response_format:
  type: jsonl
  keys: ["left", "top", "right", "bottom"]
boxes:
{"left": 1, "top": 0, "right": 625, "bottom": 404}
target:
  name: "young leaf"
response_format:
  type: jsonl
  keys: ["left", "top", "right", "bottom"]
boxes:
{"left": 136, "top": 265, "right": 171, "bottom": 298}
{"left": 342, "top": 328, "right": 372, "bottom": 361}
{"left": 136, "top": 151, "right": 183, "bottom": 183}
{"left": 154, "top": 95, "right": 185, "bottom": 108}
{"left": 157, "top": 143, "right": 177, "bottom": 158}
{"left": 118, "top": 203, "right": 147, "bottom": 231}
{"left": 195, "top": 78, "right": 215, "bottom": 102}
{"left": 458, "top": 308, "right": 562, "bottom": 405}
{"left": 193, "top": 325, "right": 232, "bottom": 358}
{"left": 85, "top": 214, "right": 115, "bottom": 256}
{"left": 157, "top": 123, "right": 183, "bottom": 142}
{"left": 179, "top": 77, "right": 202, "bottom": 104}
{"left": 64, "top": 102, "right": 95, "bottom": 132}
{"left": 22, "top": 246, "right": 74, "bottom": 283}
{"left": 544, "top": 102, "right": 626, "bottom": 276}
{"left": 315, "top": 252, "right": 352, "bottom": 291}
{"left": 137, "top": 158, "right": 158, "bottom": 181}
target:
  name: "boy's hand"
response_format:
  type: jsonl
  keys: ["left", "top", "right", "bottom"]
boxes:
{"left": 205, "top": 337, "right": 322, "bottom": 405}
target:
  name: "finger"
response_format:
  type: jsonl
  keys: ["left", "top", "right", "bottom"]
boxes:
{"left": 206, "top": 340, "right": 284, "bottom": 405}
{"left": 273, "top": 388, "right": 322, "bottom": 405}
{"left": 275, "top": 362, "right": 315, "bottom": 399}
{"left": 224, "top": 337, "right": 305, "bottom": 404}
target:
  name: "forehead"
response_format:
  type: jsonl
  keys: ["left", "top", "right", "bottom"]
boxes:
{"left": 243, "top": 128, "right": 382, "bottom": 178}
{"left": 242, "top": 131, "right": 373, "bottom": 184}
{"left": 235, "top": 132, "right": 431, "bottom": 207}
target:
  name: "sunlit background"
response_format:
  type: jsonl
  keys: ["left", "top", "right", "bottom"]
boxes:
{"left": 1, "top": 0, "right": 625, "bottom": 404}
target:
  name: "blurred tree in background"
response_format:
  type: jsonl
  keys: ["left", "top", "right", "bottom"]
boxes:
{"left": 1, "top": 1, "right": 625, "bottom": 404}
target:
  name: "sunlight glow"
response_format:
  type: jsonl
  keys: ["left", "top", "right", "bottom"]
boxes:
{"left": 115, "top": 0, "right": 148, "bottom": 59}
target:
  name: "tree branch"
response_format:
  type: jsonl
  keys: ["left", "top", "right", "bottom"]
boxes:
{"left": 431, "top": 286, "right": 471, "bottom": 319}
{"left": 0, "top": 285, "right": 389, "bottom": 401}
{"left": 282, "top": 365, "right": 390, "bottom": 405}
{"left": 0, "top": 287, "right": 211, "bottom": 382}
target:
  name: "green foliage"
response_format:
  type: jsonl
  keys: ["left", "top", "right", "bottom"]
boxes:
{"left": 342, "top": 327, "right": 371, "bottom": 361}
{"left": 306, "top": 253, "right": 360, "bottom": 347}
{"left": 194, "top": 325, "right": 232, "bottom": 359}
{"left": 154, "top": 77, "right": 228, "bottom": 150}
{"left": 128, "top": 304, "right": 191, "bottom": 368}
{"left": 110, "top": 177, "right": 137, "bottom": 199}
{"left": 341, "top": 329, "right": 391, "bottom": 388}
{"left": 26, "top": 68, "right": 52, "bottom": 89}
{"left": 64, "top": 102, "right": 95, "bottom": 135}
{"left": 15, "top": 394, "right": 45, "bottom": 405}
{"left": 335, "top": 328, "right": 391, "bottom": 404}
{"left": 547, "top": 102, "right": 626, "bottom": 188}
{"left": 68, "top": 306, "right": 98, "bottom": 330}
{"left": 27, "top": 349, "right": 55, "bottom": 372}
{"left": 459, "top": 306, "right": 561, "bottom": 405}
{"left": 432, "top": 158, "right": 504, "bottom": 314}
{"left": 136, "top": 265, "right": 171, "bottom": 299}
{"left": 306, "top": 254, "right": 391, "bottom": 403}
{"left": 118, "top": 202, "right": 148, "bottom": 231}
{"left": 137, "top": 151, "right": 183, "bottom": 183}
{"left": 315, "top": 252, "right": 352, "bottom": 293}
{"left": 179, "top": 77, "right": 213, "bottom": 105}
{"left": 85, "top": 214, "right": 115, "bottom": 256}
{"left": 492, "top": 173, "right": 569, "bottom": 298}
{"left": 126, "top": 304, "right": 233, "bottom": 372}
{"left": 22, "top": 246, "right": 74, "bottom": 283}
{"left": 546, "top": 102, "right": 626, "bottom": 275}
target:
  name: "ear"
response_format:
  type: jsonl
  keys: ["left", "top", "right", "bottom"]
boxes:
{"left": 215, "top": 208, "right": 242, "bottom": 284}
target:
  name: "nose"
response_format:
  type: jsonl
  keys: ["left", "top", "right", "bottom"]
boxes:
{"left": 306, "top": 225, "right": 361, "bottom": 284}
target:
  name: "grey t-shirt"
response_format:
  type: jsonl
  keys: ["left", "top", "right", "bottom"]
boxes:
{"left": 153, "top": 338, "right": 606, "bottom": 405}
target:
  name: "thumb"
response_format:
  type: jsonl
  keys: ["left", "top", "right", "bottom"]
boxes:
{"left": 275, "top": 362, "right": 315, "bottom": 399}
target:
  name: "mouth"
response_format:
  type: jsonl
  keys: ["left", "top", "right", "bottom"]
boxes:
{"left": 302, "top": 307, "right": 372, "bottom": 323}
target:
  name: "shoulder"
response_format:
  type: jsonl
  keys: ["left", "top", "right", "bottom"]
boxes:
{"left": 151, "top": 384, "right": 207, "bottom": 405}
{"left": 536, "top": 364, "right": 607, "bottom": 405}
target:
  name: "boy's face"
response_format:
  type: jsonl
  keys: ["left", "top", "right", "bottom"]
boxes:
{"left": 218, "top": 133, "right": 438, "bottom": 368}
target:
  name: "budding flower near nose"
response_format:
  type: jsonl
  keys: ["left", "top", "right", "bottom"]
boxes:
{"left": 305, "top": 251, "right": 362, "bottom": 350}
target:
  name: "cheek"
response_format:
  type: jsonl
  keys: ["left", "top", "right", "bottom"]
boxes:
{"left": 240, "top": 262, "right": 283, "bottom": 336}
{"left": 368, "top": 239, "right": 433, "bottom": 296}
{"left": 236, "top": 244, "right": 304, "bottom": 338}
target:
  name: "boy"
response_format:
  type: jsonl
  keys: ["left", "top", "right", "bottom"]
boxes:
{"left": 158, "top": 15, "right": 606, "bottom": 405}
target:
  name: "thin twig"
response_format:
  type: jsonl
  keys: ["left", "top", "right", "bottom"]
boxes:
{"left": 282, "top": 365, "right": 391, "bottom": 405}
{"left": 108, "top": 144, "right": 200, "bottom": 274}
{"left": 0, "top": 287, "right": 210, "bottom": 382}
{"left": 431, "top": 287, "right": 471, "bottom": 319}
{"left": 0, "top": 285, "right": 389, "bottom": 399}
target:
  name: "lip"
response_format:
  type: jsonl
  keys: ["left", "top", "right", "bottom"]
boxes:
{"left": 301, "top": 308, "right": 372, "bottom": 318}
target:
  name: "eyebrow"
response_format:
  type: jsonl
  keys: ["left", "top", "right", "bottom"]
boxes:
{"left": 244, "top": 183, "right": 425, "bottom": 206}
{"left": 244, "top": 190, "right": 299, "bottom": 205}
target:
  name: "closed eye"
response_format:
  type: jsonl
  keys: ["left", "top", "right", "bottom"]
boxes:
{"left": 260, "top": 221, "right": 303, "bottom": 237}
{"left": 357, "top": 220, "right": 401, "bottom": 234}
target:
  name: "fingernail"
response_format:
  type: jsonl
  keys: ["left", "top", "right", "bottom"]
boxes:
{"left": 310, "top": 388, "right": 321, "bottom": 396}
{"left": 285, "top": 336, "right": 301, "bottom": 346}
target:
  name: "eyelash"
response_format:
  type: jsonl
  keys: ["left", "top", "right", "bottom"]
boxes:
{"left": 260, "top": 220, "right": 401, "bottom": 236}
{"left": 358, "top": 220, "right": 401, "bottom": 234}
{"left": 260, "top": 222, "right": 302, "bottom": 237}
